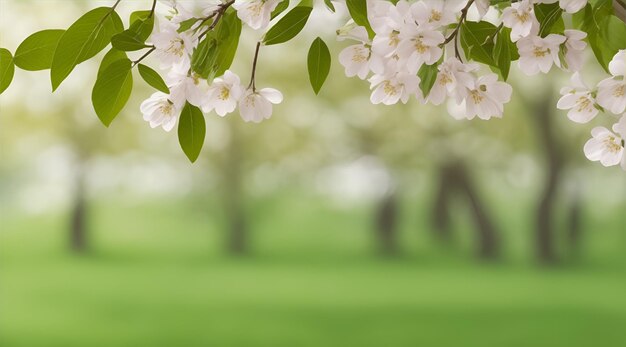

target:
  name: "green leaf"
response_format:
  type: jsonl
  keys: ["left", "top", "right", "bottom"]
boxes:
{"left": 111, "top": 15, "right": 154, "bottom": 51}
{"left": 324, "top": 0, "right": 336, "bottom": 12}
{"left": 192, "top": 35, "right": 219, "bottom": 79}
{"left": 138, "top": 64, "right": 169, "bottom": 93}
{"left": 178, "top": 102, "right": 206, "bottom": 163}
{"left": 14, "top": 30, "right": 65, "bottom": 71}
{"left": 582, "top": 0, "right": 625, "bottom": 72}
{"left": 130, "top": 10, "right": 151, "bottom": 24}
{"left": 177, "top": 18, "right": 200, "bottom": 33}
{"left": 494, "top": 27, "right": 516, "bottom": 81}
{"left": 214, "top": 11, "right": 242, "bottom": 77}
{"left": 98, "top": 48, "right": 127, "bottom": 78}
{"left": 51, "top": 7, "right": 123, "bottom": 91}
{"left": 534, "top": 3, "right": 564, "bottom": 37}
{"left": 417, "top": 62, "right": 439, "bottom": 98}
{"left": 111, "top": 32, "right": 150, "bottom": 51}
{"left": 92, "top": 58, "right": 133, "bottom": 126}
{"left": 307, "top": 37, "right": 331, "bottom": 95}
{"left": 346, "top": 0, "right": 375, "bottom": 39}
{"left": 460, "top": 21, "right": 497, "bottom": 67}
{"left": 264, "top": 5, "right": 313, "bottom": 45}
{"left": 0, "top": 48, "right": 15, "bottom": 94}
{"left": 271, "top": 0, "right": 290, "bottom": 20}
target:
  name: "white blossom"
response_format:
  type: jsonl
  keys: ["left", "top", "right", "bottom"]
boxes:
{"left": 140, "top": 92, "right": 182, "bottom": 132}
{"left": 583, "top": 117, "right": 626, "bottom": 169}
{"left": 151, "top": 23, "right": 197, "bottom": 74}
{"left": 562, "top": 29, "right": 587, "bottom": 72}
{"left": 517, "top": 34, "right": 566, "bottom": 75}
{"left": 596, "top": 50, "right": 626, "bottom": 115}
{"left": 428, "top": 57, "right": 478, "bottom": 105}
{"left": 339, "top": 43, "right": 372, "bottom": 79}
{"left": 460, "top": 73, "right": 513, "bottom": 120}
{"left": 239, "top": 88, "right": 283, "bottom": 123}
{"left": 410, "top": 0, "right": 457, "bottom": 30}
{"left": 204, "top": 70, "right": 244, "bottom": 116}
{"left": 501, "top": 0, "right": 539, "bottom": 42}
{"left": 369, "top": 73, "right": 420, "bottom": 105}
{"left": 396, "top": 28, "right": 444, "bottom": 74}
{"left": 168, "top": 71, "right": 209, "bottom": 108}
{"left": 557, "top": 73, "right": 598, "bottom": 123}
{"left": 233, "top": 0, "right": 282, "bottom": 30}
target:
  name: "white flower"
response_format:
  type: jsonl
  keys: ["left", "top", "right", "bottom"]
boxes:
{"left": 369, "top": 73, "right": 420, "bottom": 105}
{"left": 140, "top": 92, "right": 182, "bottom": 132}
{"left": 608, "top": 50, "right": 626, "bottom": 77}
{"left": 204, "top": 70, "right": 244, "bottom": 116}
{"left": 501, "top": 0, "right": 539, "bottom": 42}
{"left": 339, "top": 43, "right": 372, "bottom": 79}
{"left": 562, "top": 29, "right": 587, "bottom": 72}
{"left": 473, "top": 0, "right": 491, "bottom": 19}
{"left": 168, "top": 71, "right": 209, "bottom": 108}
{"left": 411, "top": 0, "right": 457, "bottom": 30}
{"left": 583, "top": 119, "right": 626, "bottom": 169}
{"left": 596, "top": 78, "right": 626, "bottom": 115}
{"left": 596, "top": 51, "right": 626, "bottom": 114}
{"left": 239, "top": 88, "right": 283, "bottom": 123}
{"left": 557, "top": 73, "right": 598, "bottom": 123}
{"left": 337, "top": 22, "right": 370, "bottom": 43}
{"left": 517, "top": 34, "right": 566, "bottom": 75}
{"left": 233, "top": 0, "right": 281, "bottom": 30}
{"left": 535, "top": 0, "right": 588, "bottom": 13}
{"left": 460, "top": 73, "right": 513, "bottom": 120}
{"left": 428, "top": 57, "right": 478, "bottom": 105}
{"left": 559, "top": 0, "right": 588, "bottom": 13}
{"left": 151, "top": 23, "right": 197, "bottom": 74}
{"left": 396, "top": 28, "right": 444, "bottom": 74}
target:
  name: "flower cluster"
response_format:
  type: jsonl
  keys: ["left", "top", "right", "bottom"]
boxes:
{"left": 140, "top": 0, "right": 283, "bottom": 132}
{"left": 558, "top": 50, "right": 626, "bottom": 169}
{"left": 337, "top": 0, "right": 515, "bottom": 121}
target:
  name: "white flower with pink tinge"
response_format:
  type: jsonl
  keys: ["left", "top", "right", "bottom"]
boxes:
{"left": 501, "top": 0, "right": 539, "bottom": 42}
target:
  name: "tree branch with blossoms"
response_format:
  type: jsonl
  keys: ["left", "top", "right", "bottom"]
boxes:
{"left": 0, "top": 0, "right": 625, "bottom": 168}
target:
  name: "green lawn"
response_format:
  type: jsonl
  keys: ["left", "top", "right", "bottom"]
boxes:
{"left": 1, "top": 193, "right": 625, "bottom": 347}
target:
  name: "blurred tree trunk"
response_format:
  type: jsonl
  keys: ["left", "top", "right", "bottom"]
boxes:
{"left": 375, "top": 191, "right": 399, "bottom": 255}
{"left": 431, "top": 165, "right": 455, "bottom": 244}
{"left": 69, "top": 165, "right": 88, "bottom": 253}
{"left": 429, "top": 162, "right": 500, "bottom": 260}
{"left": 223, "top": 120, "right": 248, "bottom": 255}
{"left": 452, "top": 163, "right": 500, "bottom": 260}
{"left": 533, "top": 90, "right": 562, "bottom": 265}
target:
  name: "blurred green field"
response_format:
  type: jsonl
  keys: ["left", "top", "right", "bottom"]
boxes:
{"left": 2, "top": 192, "right": 625, "bottom": 347}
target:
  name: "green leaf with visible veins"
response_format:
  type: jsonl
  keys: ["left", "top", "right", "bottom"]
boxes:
{"left": 51, "top": 7, "right": 123, "bottom": 91}
{"left": 14, "top": 30, "right": 65, "bottom": 71}
{"left": 92, "top": 58, "right": 133, "bottom": 126}
{"left": 307, "top": 37, "right": 331, "bottom": 95}
{"left": 138, "top": 64, "right": 170, "bottom": 94}
{"left": 178, "top": 102, "right": 206, "bottom": 163}
{"left": 264, "top": 5, "right": 312, "bottom": 45}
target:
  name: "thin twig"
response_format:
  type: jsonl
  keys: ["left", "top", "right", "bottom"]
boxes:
{"left": 198, "top": 0, "right": 236, "bottom": 40}
{"left": 148, "top": 0, "right": 157, "bottom": 18}
{"left": 132, "top": 46, "right": 156, "bottom": 67}
{"left": 247, "top": 42, "right": 262, "bottom": 91}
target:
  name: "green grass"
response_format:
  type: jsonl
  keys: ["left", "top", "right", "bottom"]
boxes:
{"left": 1, "top": 192, "right": 626, "bottom": 347}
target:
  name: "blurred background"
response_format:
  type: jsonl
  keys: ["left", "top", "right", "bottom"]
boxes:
{"left": 1, "top": 1, "right": 625, "bottom": 346}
